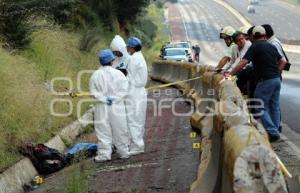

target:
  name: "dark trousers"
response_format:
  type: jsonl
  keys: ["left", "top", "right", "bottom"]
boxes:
{"left": 236, "top": 66, "right": 257, "bottom": 114}
{"left": 237, "top": 66, "right": 257, "bottom": 97}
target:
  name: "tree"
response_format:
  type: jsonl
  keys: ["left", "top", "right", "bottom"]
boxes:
{"left": 84, "top": 0, "right": 116, "bottom": 30}
{"left": 114, "top": 0, "right": 150, "bottom": 30}
{"left": 0, "top": 0, "right": 152, "bottom": 49}
{"left": 0, "top": 0, "right": 75, "bottom": 49}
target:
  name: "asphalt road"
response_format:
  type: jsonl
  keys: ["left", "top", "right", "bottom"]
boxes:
{"left": 177, "top": 0, "right": 300, "bottom": 134}
{"left": 280, "top": 52, "right": 300, "bottom": 135}
{"left": 178, "top": 0, "right": 241, "bottom": 65}
{"left": 225, "top": 0, "right": 300, "bottom": 43}
{"left": 177, "top": 2, "right": 300, "bottom": 188}
{"left": 30, "top": 87, "right": 200, "bottom": 193}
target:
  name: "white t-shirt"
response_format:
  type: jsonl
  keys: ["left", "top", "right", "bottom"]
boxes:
{"left": 224, "top": 40, "right": 252, "bottom": 71}
{"left": 268, "top": 36, "right": 285, "bottom": 59}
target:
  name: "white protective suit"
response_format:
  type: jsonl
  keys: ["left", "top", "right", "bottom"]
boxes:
{"left": 90, "top": 66, "right": 130, "bottom": 160}
{"left": 126, "top": 51, "right": 148, "bottom": 154}
{"left": 110, "top": 35, "right": 130, "bottom": 70}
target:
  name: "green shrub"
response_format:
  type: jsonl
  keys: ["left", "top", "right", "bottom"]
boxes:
{"left": 79, "top": 29, "right": 102, "bottom": 52}
{"left": 0, "top": 0, "right": 31, "bottom": 49}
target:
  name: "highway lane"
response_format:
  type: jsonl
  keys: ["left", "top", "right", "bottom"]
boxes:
{"left": 225, "top": 0, "right": 300, "bottom": 43}
{"left": 281, "top": 52, "right": 300, "bottom": 134}
{"left": 175, "top": 1, "right": 300, "bottom": 188}
{"left": 177, "top": 0, "right": 300, "bottom": 134}
{"left": 177, "top": 0, "right": 241, "bottom": 65}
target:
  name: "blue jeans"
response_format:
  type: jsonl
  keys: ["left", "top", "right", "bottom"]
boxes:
{"left": 254, "top": 77, "right": 281, "bottom": 137}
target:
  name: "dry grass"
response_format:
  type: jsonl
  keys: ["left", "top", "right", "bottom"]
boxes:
{"left": 286, "top": 0, "right": 300, "bottom": 6}
{"left": 0, "top": 47, "right": 49, "bottom": 170}
{"left": 0, "top": 3, "right": 167, "bottom": 172}
{"left": 0, "top": 25, "right": 107, "bottom": 171}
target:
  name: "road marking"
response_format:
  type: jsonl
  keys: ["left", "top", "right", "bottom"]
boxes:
{"left": 177, "top": 4, "right": 189, "bottom": 41}
{"left": 96, "top": 162, "right": 160, "bottom": 172}
{"left": 212, "top": 0, "right": 300, "bottom": 53}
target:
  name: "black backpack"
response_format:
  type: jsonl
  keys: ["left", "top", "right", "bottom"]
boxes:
{"left": 20, "top": 143, "right": 67, "bottom": 175}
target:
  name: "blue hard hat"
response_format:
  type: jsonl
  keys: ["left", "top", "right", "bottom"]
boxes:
{"left": 98, "top": 49, "right": 115, "bottom": 65}
{"left": 127, "top": 37, "right": 142, "bottom": 48}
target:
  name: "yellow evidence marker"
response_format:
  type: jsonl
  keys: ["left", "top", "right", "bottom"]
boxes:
{"left": 190, "top": 132, "right": 197, "bottom": 138}
{"left": 193, "top": 143, "right": 201, "bottom": 149}
{"left": 34, "top": 176, "right": 44, "bottom": 185}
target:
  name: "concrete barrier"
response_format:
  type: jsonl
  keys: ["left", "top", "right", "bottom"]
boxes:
{"left": 150, "top": 60, "right": 288, "bottom": 193}
{"left": 0, "top": 158, "right": 37, "bottom": 193}
{"left": 0, "top": 108, "right": 93, "bottom": 193}
{"left": 60, "top": 108, "right": 94, "bottom": 142}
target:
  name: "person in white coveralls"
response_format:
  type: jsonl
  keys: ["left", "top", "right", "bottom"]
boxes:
{"left": 90, "top": 49, "right": 130, "bottom": 162}
{"left": 110, "top": 35, "right": 131, "bottom": 76}
{"left": 126, "top": 37, "right": 148, "bottom": 155}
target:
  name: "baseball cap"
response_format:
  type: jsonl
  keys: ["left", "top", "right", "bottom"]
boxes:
{"left": 98, "top": 49, "right": 115, "bottom": 65}
{"left": 252, "top": 26, "right": 266, "bottom": 36}
{"left": 127, "top": 37, "right": 142, "bottom": 48}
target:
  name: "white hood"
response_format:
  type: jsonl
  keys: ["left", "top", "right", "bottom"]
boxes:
{"left": 110, "top": 35, "right": 130, "bottom": 69}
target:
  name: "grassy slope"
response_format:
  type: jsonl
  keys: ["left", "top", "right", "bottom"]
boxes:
{"left": 145, "top": 4, "right": 170, "bottom": 68}
{"left": 0, "top": 3, "right": 168, "bottom": 172}
{"left": 285, "top": 0, "right": 300, "bottom": 7}
{"left": 287, "top": 0, "right": 300, "bottom": 5}
{"left": 0, "top": 48, "right": 49, "bottom": 169}
{"left": 0, "top": 28, "right": 106, "bottom": 171}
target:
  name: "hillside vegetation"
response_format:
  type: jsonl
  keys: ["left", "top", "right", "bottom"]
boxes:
{"left": 0, "top": 0, "right": 168, "bottom": 171}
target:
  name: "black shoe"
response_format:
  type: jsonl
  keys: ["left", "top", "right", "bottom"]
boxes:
{"left": 278, "top": 125, "right": 282, "bottom": 133}
{"left": 112, "top": 145, "right": 117, "bottom": 154}
{"left": 268, "top": 134, "right": 280, "bottom": 142}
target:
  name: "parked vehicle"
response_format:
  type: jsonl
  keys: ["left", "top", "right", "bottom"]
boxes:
{"left": 166, "top": 41, "right": 193, "bottom": 56}
{"left": 249, "top": 0, "right": 259, "bottom": 5}
{"left": 162, "top": 47, "right": 192, "bottom": 62}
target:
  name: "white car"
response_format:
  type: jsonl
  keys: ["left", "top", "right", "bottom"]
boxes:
{"left": 163, "top": 48, "right": 192, "bottom": 62}
{"left": 247, "top": 5, "right": 256, "bottom": 13}
{"left": 249, "top": 0, "right": 259, "bottom": 5}
{"left": 166, "top": 41, "right": 193, "bottom": 57}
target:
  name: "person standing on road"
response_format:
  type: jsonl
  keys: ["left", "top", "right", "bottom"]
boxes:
{"left": 110, "top": 35, "right": 130, "bottom": 76}
{"left": 90, "top": 49, "right": 130, "bottom": 162}
{"left": 247, "top": 26, "right": 255, "bottom": 43}
{"left": 224, "top": 31, "right": 252, "bottom": 94}
{"left": 230, "top": 26, "right": 286, "bottom": 142}
{"left": 224, "top": 31, "right": 252, "bottom": 72}
{"left": 126, "top": 37, "right": 148, "bottom": 155}
{"left": 192, "top": 44, "right": 201, "bottom": 63}
{"left": 262, "top": 24, "right": 286, "bottom": 62}
{"left": 262, "top": 24, "right": 287, "bottom": 133}
{"left": 215, "top": 26, "right": 236, "bottom": 70}
{"left": 239, "top": 26, "right": 250, "bottom": 40}
{"left": 160, "top": 44, "right": 166, "bottom": 58}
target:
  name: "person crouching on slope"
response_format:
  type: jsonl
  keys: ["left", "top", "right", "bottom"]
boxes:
{"left": 90, "top": 49, "right": 130, "bottom": 162}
